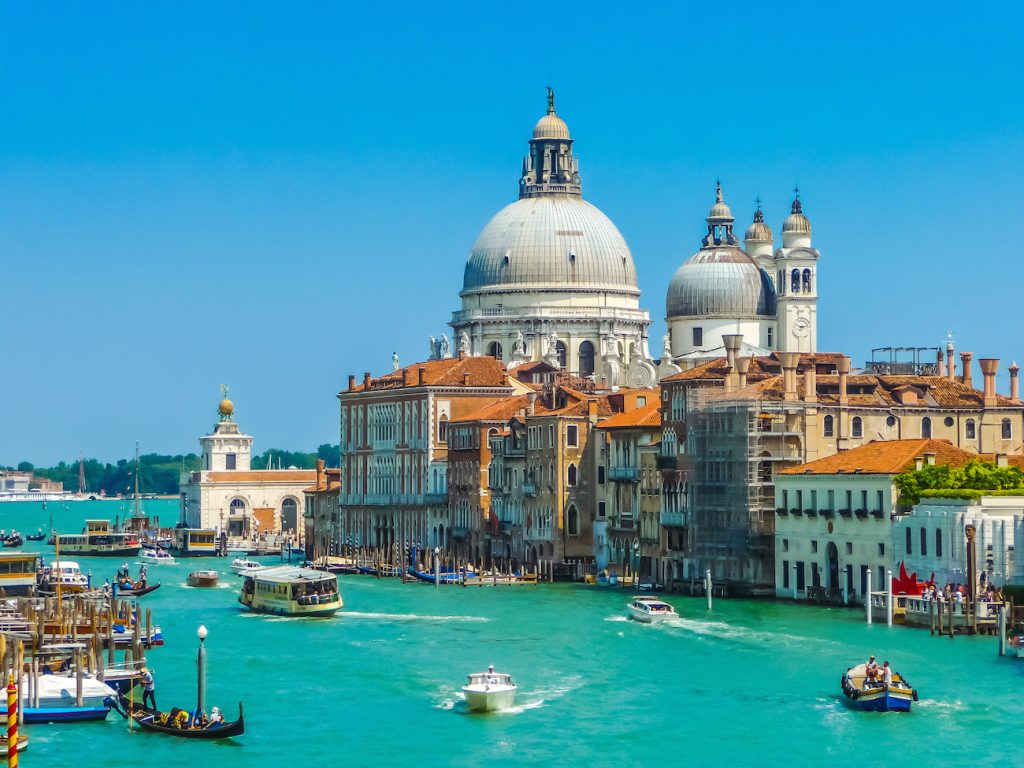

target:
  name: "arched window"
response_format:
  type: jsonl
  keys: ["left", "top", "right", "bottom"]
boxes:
{"left": 965, "top": 419, "right": 976, "bottom": 439}
{"left": 802, "top": 268, "right": 812, "bottom": 293}
{"left": 1002, "top": 418, "right": 1012, "bottom": 440}
{"left": 936, "top": 528, "right": 943, "bottom": 557}
{"left": 823, "top": 415, "right": 834, "bottom": 437}
{"left": 281, "top": 497, "right": 298, "bottom": 534}
{"left": 578, "top": 341, "right": 595, "bottom": 377}
{"left": 777, "top": 270, "right": 785, "bottom": 296}
{"left": 567, "top": 506, "right": 579, "bottom": 536}
{"left": 567, "top": 463, "right": 577, "bottom": 487}
{"left": 555, "top": 341, "right": 567, "bottom": 369}
{"left": 851, "top": 416, "right": 863, "bottom": 438}
{"left": 905, "top": 527, "right": 913, "bottom": 555}
{"left": 487, "top": 341, "right": 502, "bottom": 360}
{"left": 791, "top": 269, "right": 801, "bottom": 294}
{"left": 438, "top": 415, "right": 448, "bottom": 444}
{"left": 920, "top": 527, "right": 927, "bottom": 556}
{"left": 230, "top": 498, "right": 246, "bottom": 513}
{"left": 921, "top": 417, "right": 932, "bottom": 438}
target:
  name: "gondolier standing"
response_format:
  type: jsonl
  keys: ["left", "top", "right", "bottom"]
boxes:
{"left": 141, "top": 666, "right": 157, "bottom": 709}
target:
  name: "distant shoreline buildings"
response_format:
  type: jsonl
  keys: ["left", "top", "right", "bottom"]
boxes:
{"left": 311, "top": 91, "right": 1024, "bottom": 596}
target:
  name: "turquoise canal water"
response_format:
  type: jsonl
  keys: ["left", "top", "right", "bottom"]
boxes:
{"left": 2, "top": 499, "right": 1023, "bottom": 766}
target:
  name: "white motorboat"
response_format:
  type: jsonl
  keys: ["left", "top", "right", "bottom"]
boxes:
{"left": 38, "top": 561, "right": 90, "bottom": 594}
{"left": 231, "top": 557, "right": 267, "bottom": 575}
{"left": 626, "top": 595, "right": 679, "bottom": 623}
{"left": 462, "top": 668, "right": 517, "bottom": 713}
{"left": 139, "top": 548, "right": 176, "bottom": 565}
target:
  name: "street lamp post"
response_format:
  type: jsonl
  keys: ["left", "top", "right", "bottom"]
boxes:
{"left": 434, "top": 546, "right": 441, "bottom": 588}
{"left": 196, "top": 624, "right": 208, "bottom": 716}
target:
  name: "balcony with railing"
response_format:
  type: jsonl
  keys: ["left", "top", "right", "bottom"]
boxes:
{"left": 608, "top": 466, "right": 640, "bottom": 482}
{"left": 451, "top": 526, "right": 469, "bottom": 540}
{"left": 660, "top": 511, "right": 686, "bottom": 527}
{"left": 522, "top": 482, "right": 538, "bottom": 496}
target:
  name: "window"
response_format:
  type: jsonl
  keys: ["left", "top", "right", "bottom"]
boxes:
{"left": 878, "top": 542, "right": 885, "bottom": 557}
{"left": 782, "top": 560, "right": 790, "bottom": 589}
{"left": 578, "top": 341, "right": 595, "bottom": 377}
{"left": 566, "top": 424, "right": 579, "bottom": 447}
{"left": 567, "top": 507, "right": 579, "bottom": 536}
{"left": 782, "top": 538, "right": 789, "bottom": 552}
{"left": 921, "top": 417, "right": 932, "bottom": 438}
{"left": 886, "top": 415, "right": 897, "bottom": 427}
{"left": 692, "top": 327, "right": 703, "bottom": 347}
{"left": 225, "top": 453, "right": 236, "bottom": 470}
{"left": 567, "top": 463, "right": 577, "bottom": 487}
{"left": 944, "top": 416, "right": 954, "bottom": 428}
{"left": 936, "top": 529, "right": 943, "bottom": 557}
{"left": 549, "top": 425, "right": 554, "bottom": 448}
{"left": 861, "top": 490, "right": 868, "bottom": 511}
{"left": 598, "top": 465, "right": 606, "bottom": 484}
{"left": 795, "top": 562, "right": 806, "bottom": 591}
{"left": 555, "top": 341, "right": 567, "bottom": 369}
{"left": 811, "top": 540, "right": 818, "bottom": 554}
{"left": 637, "top": 396, "right": 647, "bottom": 407}
{"left": 1002, "top": 418, "right": 1012, "bottom": 440}
{"left": 811, "top": 563, "right": 820, "bottom": 587}
{"left": 791, "top": 268, "right": 801, "bottom": 294}
{"left": 845, "top": 541, "right": 853, "bottom": 555}
{"left": 845, "top": 490, "right": 852, "bottom": 510}
{"left": 767, "top": 327, "right": 773, "bottom": 348}
{"left": 905, "top": 527, "right": 912, "bottom": 555}
{"left": 851, "top": 417, "right": 863, "bottom": 438}
{"left": 598, "top": 501, "right": 606, "bottom": 518}
{"left": 827, "top": 489, "right": 835, "bottom": 511}
{"left": 823, "top": 415, "right": 834, "bottom": 437}
{"left": 920, "top": 527, "right": 928, "bottom": 556}
{"left": 438, "top": 415, "right": 449, "bottom": 444}
{"left": 802, "top": 268, "right": 812, "bottom": 293}
{"left": 487, "top": 341, "right": 502, "bottom": 360}
{"left": 966, "top": 419, "right": 976, "bottom": 439}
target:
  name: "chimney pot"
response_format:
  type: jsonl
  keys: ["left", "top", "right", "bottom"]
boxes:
{"left": 915, "top": 457, "right": 924, "bottom": 471}
{"left": 979, "top": 358, "right": 999, "bottom": 406}
{"left": 1010, "top": 362, "right": 1020, "bottom": 401}
{"left": 418, "top": 366, "right": 426, "bottom": 386}
{"left": 836, "top": 355, "right": 851, "bottom": 406}
{"left": 778, "top": 351, "right": 801, "bottom": 401}
{"left": 961, "top": 352, "right": 974, "bottom": 387}
{"left": 347, "top": 374, "right": 356, "bottom": 392}
{"left": 528, "top": 391, "right": 537, "bottom": 416}
{"left": 735, "top": 357, "right": 752, "bottom": 389}
{"left": 463, "top": 371, "right": 471, "bottom": 386}
{"left": 924, "top": 451, "right": 936, "bottom": 466}
{"left": 363, "top": 372, "right": 372, "bottom": 390}
{"left": 803, "top": 354, "right": 818, "bottom": 404}
{"left": 996, "top": 453, "right": 1009, "bottom": 468}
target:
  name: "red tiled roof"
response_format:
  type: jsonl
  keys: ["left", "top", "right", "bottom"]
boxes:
{"left": 777, "top": 439, "right": 980, "bottom": 475}
{"left": 453, "top": 395, "right": 548, "bottom": 423}
{"left": 344, "top": 356, "right": 509, "bottom": 393}
{"left": 207, "top": 470, "right": 316, "bottom": 483}
{"left": 597, "top": 401, "right": 662, "bottom": 429}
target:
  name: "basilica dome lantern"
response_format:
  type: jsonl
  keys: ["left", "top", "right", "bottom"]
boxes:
{"left": 451, "top": 90, "right": 653, "bottom": 387}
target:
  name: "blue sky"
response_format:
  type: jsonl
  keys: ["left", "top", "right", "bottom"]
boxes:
{"left": 2, "top": 2, "right": 1022, "bottom": 465}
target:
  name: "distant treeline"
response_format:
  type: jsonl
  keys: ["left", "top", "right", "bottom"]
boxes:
{"left": 6, "top": 444, "right": 340, "bottom": 496}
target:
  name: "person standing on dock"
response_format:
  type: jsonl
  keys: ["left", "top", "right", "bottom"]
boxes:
{"left": 141, "top": 666, "right": 157, "bottom": 709}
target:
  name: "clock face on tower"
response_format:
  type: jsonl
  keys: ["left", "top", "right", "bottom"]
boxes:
{"left": 793, "top": 317, "right": 810, "bottom": 338}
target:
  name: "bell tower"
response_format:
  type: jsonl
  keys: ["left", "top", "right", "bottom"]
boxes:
{"left": 775, "top": 191, "right": 820, "bottom": 353}
{"left": 199, "top": 388, "right": 253, "bottom": 472}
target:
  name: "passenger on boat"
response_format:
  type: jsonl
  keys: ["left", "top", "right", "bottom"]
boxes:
{"left": 881, "top": 661, "right": 892, "bottom": 686}
{"left": 486, "top": 664, "right": 498, "bottom": 685}
{"left": 865, "top": 656, "right": 879, "bottom": 684}
{"left": 209, "top": 706, "right": 224, "bottom": 726}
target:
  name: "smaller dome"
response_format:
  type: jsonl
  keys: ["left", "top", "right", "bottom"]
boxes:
{"left": 533, "top": 113, "right": 570, "bottom": 140}
{"left": 745, "top": 208, "right": 773, "bottom": 242}
{"left": 782, "top": 197, "right": 811, "bottom": 235}
{"left": 218, "top": 398, "right": 234, "bottom": 417}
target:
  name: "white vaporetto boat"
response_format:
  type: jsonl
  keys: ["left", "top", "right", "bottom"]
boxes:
{"left": 139, "top": 548, "right": 175, "bottom": 565}
{"left": 231, "top": 557, "right": 266, "bottom": 575}
{"left": 626, "top": 595, "right": 679, "bottom": 623}
{"left": 462, "top": 667, "right": 517, "bottom": 713}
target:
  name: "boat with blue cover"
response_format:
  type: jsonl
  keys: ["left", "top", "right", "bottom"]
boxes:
{"left": 841, "top": 663, "right": 918, "bottom": 712}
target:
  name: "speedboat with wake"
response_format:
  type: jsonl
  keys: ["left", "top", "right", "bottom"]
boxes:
{"left": 841, "top": 663, "right": 918, "bottom": 712}
{"left": 626, "top": 595, "right": 678, "bottom": 623}
{"left": 139, "top": 548, "right": 176, "bottom": 565}
{"left": 462, "top": 666, "right": 517, "bottom": 713}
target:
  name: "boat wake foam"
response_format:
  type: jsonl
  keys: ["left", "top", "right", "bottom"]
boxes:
{"left": 344, "top": 611, "right": 489, "bottom": 623}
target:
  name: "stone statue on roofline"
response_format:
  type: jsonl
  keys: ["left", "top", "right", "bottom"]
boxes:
{"left": 440, "top": 334, "right": 451, "bottom": 359}
{"left": 459, "top": 331, "right": 471, "bottom": 356}
{"left": 513, "top": 330, "right": 526, "bottom": 357}
{"left": 392, "top": 352, "right": 400, "bottom": 371}
{"left": 662, "top": 334, "right": 672, "bottom": 362}
{"left": 429, "top": 335, "right": 438, "bottom": 360}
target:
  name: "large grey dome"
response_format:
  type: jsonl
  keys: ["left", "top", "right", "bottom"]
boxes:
{"left": 666, "top": 246, "right": 776, "bottom": 318}
{"left": 461, "top": 196, "right": 639, "bottom": 296}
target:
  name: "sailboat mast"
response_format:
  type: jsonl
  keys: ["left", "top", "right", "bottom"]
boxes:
{"left": 78, "top": 451, "right": 86, "bottom": 495}
{"left": 134, "top": 441, "right": 141, "bottom": 519}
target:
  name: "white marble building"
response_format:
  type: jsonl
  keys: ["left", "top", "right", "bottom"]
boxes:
{"left": 449, "top": 89, "right": 657, "bottom": 389}
{"left": 179, "top": 395, "right": 315, "bottom": 536}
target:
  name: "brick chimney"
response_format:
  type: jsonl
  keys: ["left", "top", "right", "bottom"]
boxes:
{"left": 402, "top": 368, "right": 410, "bottom": 387}
{"left": 961, "top": 352, "right": 973, "bottom": 387}
{"left": 1010, "top": 362, "right": 1020, "bottom": 401}
{"left": 836, "top": 356, "right": 851, "bottom": 406}
{"left": 363, "top": 372, "right": 372, "bottom": 390}
{"left": 936, "top": 349, "right": 945, "bottom": 378}
{"left": 946, "top": 342, "right": 956, "bottom": 381}
{"left": 528, "top": 391, "right": 537, "bottom": 416}
{"left": 418, "top": 367, "right": 426, "bottom": 386}
{"left": 979, "top": 358, "right": 999, "bottom": 407}
{"left": 803, "top": 355, "right": 817, "bottom": 404}
{"left": 778, "top": 352, "right": 800, "bottom": 401}
{"left": 723, "top": 334, "right": 742, "bottom": 392}
{"left": 463, "top": 371, "right": 471, "bottom": 386}
{"left": 347, "top": 374, "right": 356, "bottom": 392}
{"left": 735, "top": 356, "right": 751, "bottom": 389}
{"left": 315, "top": 458, "right": 325, "bottom": 488}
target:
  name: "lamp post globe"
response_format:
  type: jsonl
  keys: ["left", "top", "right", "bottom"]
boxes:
{"left": 197, "top": 624, "right": 208, "bottom": 642}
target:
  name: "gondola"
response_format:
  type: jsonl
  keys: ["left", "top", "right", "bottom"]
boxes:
{"left": 2, "top": 535, "right": 24, "bottom": 548}
{"left": 110, "top": 692, "right": 244, "bottom": 739}
{"left": 26, "top": 531, "right": 47, "bottom": 542}
{"left": 114, "top": 581, "right": 161, "bottom": 597}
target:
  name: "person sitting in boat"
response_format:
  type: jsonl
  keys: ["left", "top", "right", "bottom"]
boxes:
{"left": 172, "top": 708, "right": 190, "bottom": 729}
{"left": 208, "top": 706, "right": 224, "bottom": 727}
{"left": 486, "top": 664, "right": 498, "bottom": 685}
{"left": 881, "top": 661, "right": 892, "bottom": 686}
{"left": 865, "top": 656, "right": 879, "bottom": 685}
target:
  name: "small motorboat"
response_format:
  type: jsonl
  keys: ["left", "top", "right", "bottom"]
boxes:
{"left": 637, "top": 580, "right": 664, "bottom": 592}
{"left": 22, "top": 674, "right": 117, "bottom": 723}
{"left": 462, "top": 667, "right": 517, "bottom": 713}
{"left": 139, "top": 548, "right": 176, "bottom": 565}
{"left": 841, "top": 663, "right": 918, "bottom": 712}
{"left": 626, "top": 595, "right": 679, "bottom": 623}
{"left": 0, "top": 734, "right": 29, "bottom": 757}
{"left": 187, "top": 570, "right": 219, "bottom": 587}
{"left": 111, "top": 692, "right": 244, "bottom": 739}
{"left": 231, "top": 558, "right": 266, "bottom": 575}
{"left": 38, "top": 561, "right": 90, "bottom": 594}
